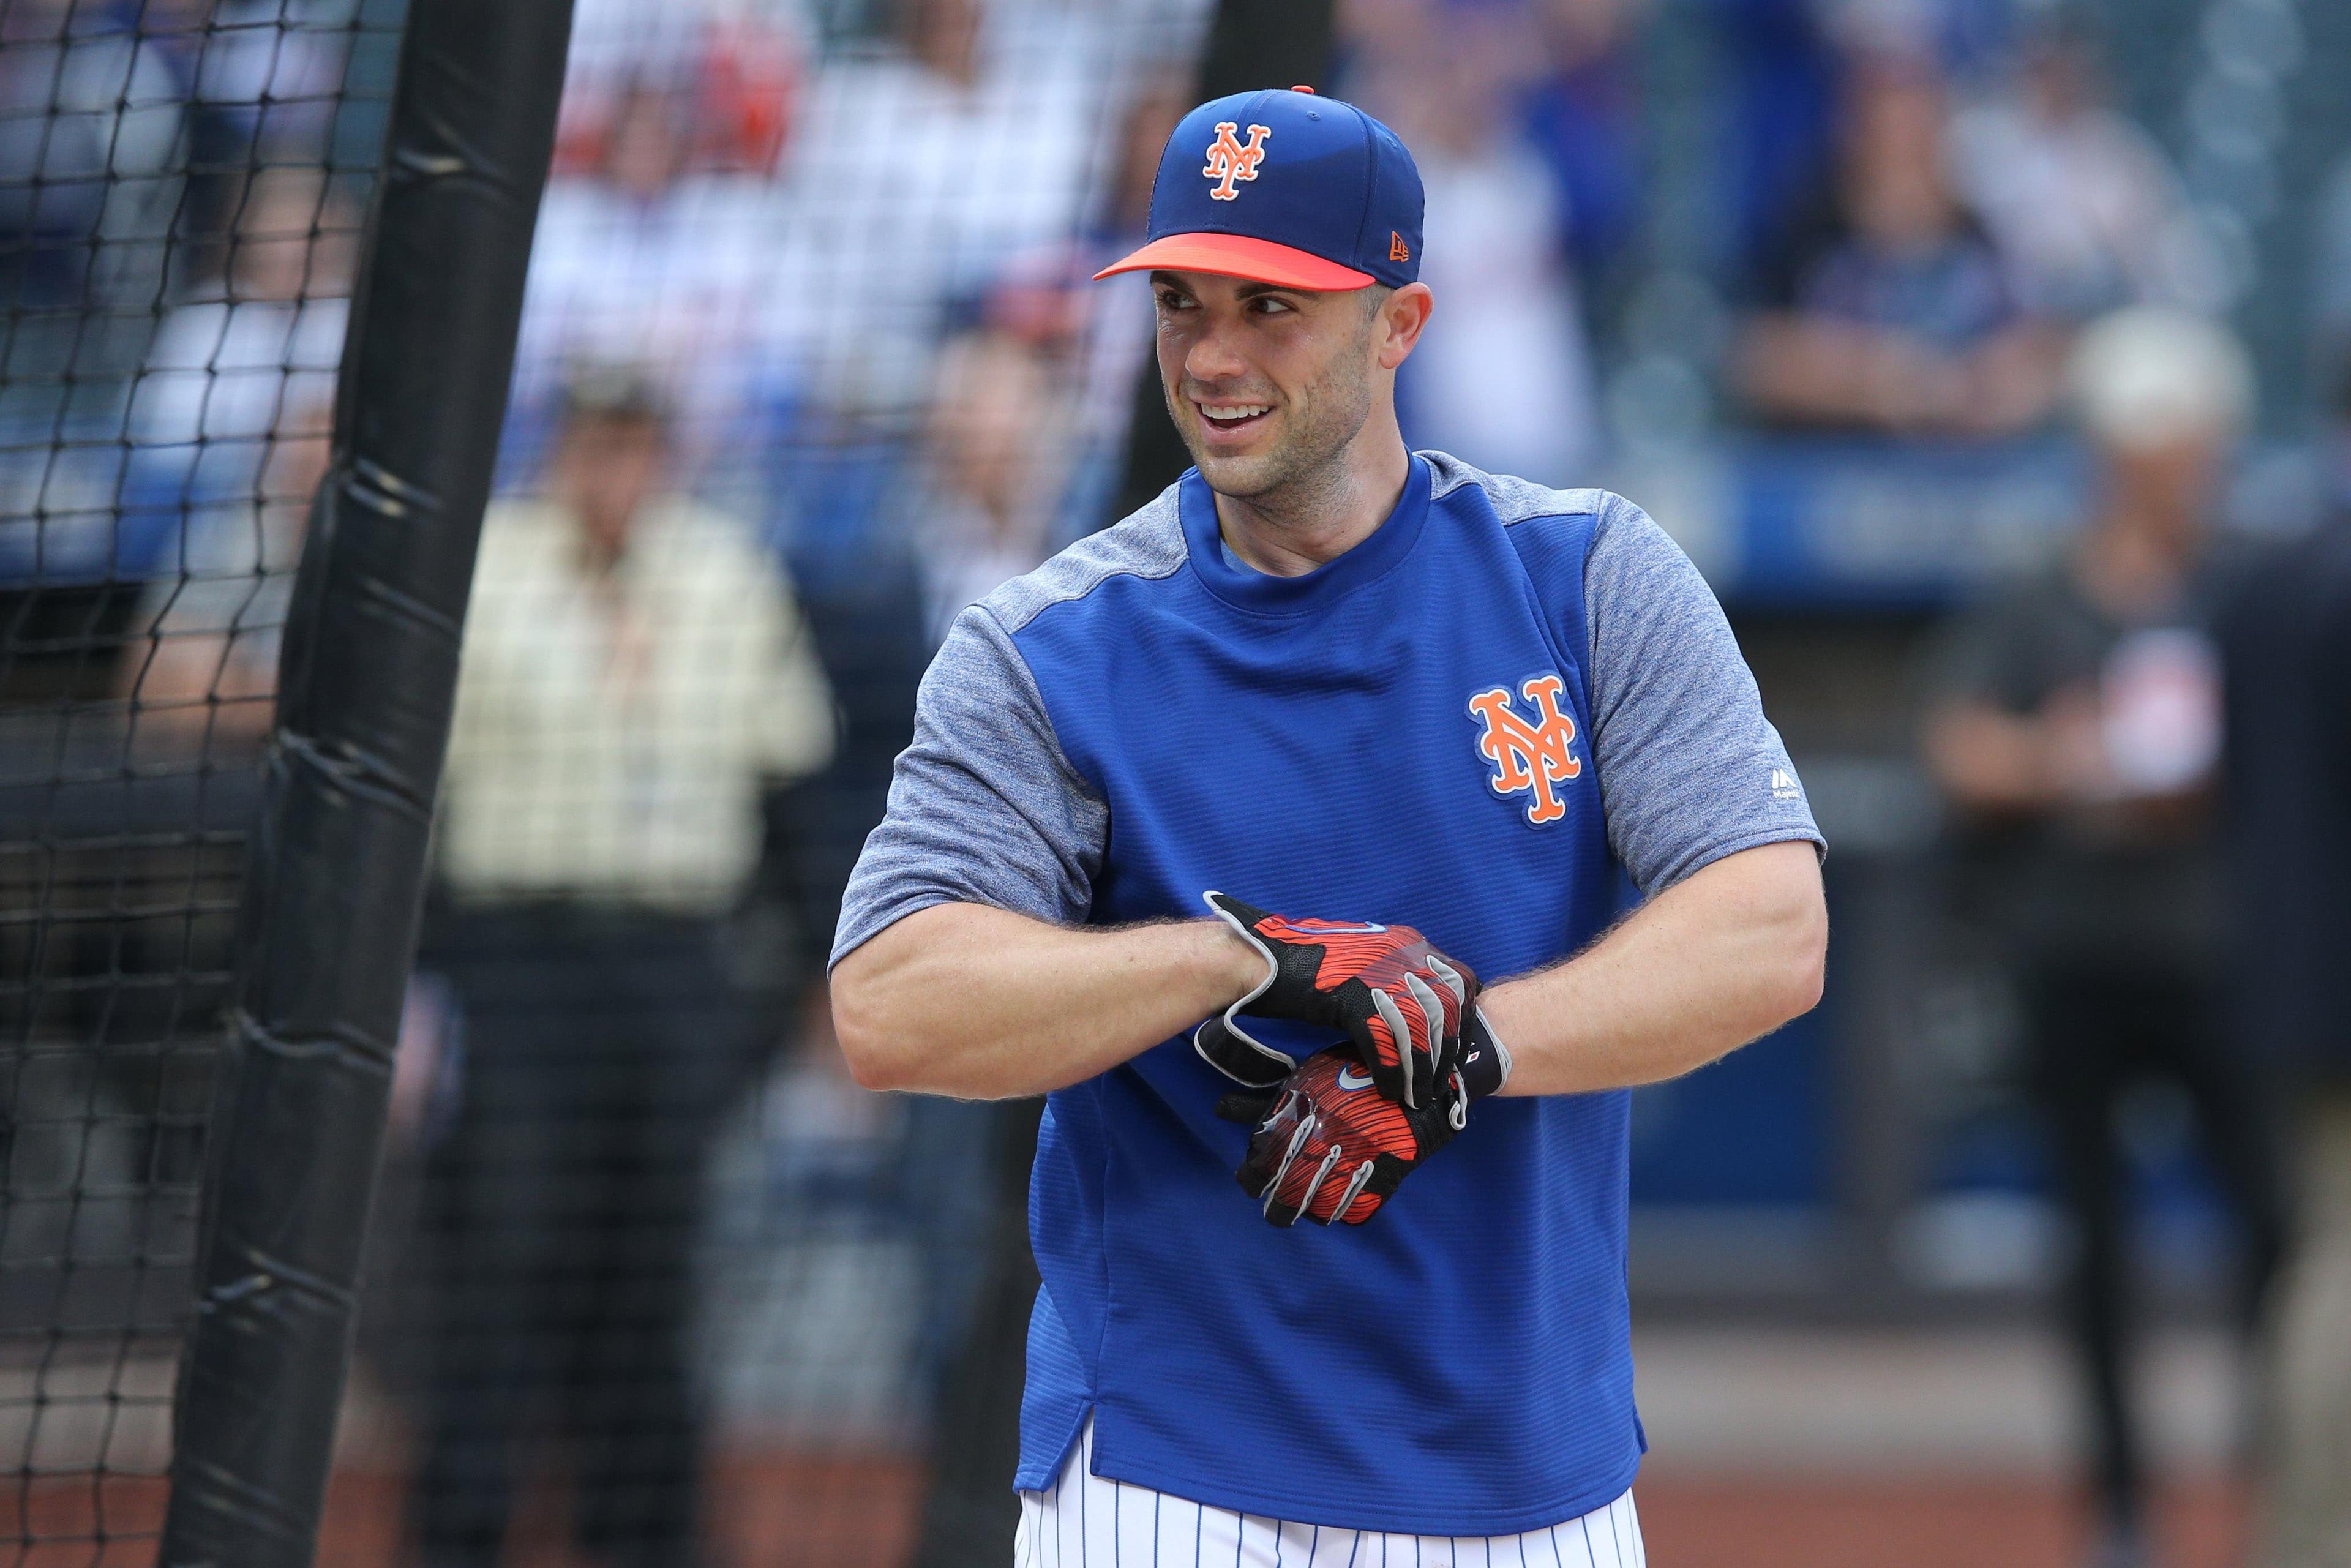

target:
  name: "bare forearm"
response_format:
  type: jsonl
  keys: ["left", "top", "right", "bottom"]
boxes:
{"left": 1924, "top": 696, "right": 2112, "bottom": 814}
{"left": 830, "top": 902, "right": 1258, "bottom": 1099}
{"left": 1736, "top": 316, "right": 1962, "bottom": 431}
{"left": 1481, "top": 840, "right": 1826, "bottom": 1097}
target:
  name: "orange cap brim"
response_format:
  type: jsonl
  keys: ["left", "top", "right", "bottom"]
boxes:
{"left": 1092, "top": 232, "right": 1376, "bottom": 290}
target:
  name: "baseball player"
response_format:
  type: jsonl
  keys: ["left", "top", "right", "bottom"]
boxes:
{"left": 829, "top": 88, "right": 1828, "bottom": 1564}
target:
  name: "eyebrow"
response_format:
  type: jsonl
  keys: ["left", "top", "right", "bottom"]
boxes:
{"left": 1148, "top": 272, "right": 1308, "bottom": 303}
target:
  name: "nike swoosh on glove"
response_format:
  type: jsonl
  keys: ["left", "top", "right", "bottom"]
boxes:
{"left": 1214, "top": 1015, "right": 1510, "bottom": 1226}
{"left": 1194, "top": 891, "right": 1475, "bottom": 1109}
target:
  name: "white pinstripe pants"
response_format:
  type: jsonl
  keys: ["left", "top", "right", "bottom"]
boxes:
{"left": 1013, "top": 1418, "right": 1646, "bottom": 1568}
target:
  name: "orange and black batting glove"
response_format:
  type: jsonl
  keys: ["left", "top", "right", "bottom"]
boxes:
{"left": 1193, "top": 890, "right": 1475, "bottom": 1110}
{"left": 1215, "top": 1011, "right": 1511, "bottom": 1226}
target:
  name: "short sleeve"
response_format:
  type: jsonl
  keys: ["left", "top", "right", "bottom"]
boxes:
{"left": 1584, "top": 495, "right": 1825, "bottom": 896}
{"left": 829, "top": 604, "right": 1109, "bottom": 968}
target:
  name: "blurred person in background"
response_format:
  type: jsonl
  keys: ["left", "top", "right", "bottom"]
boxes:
{"left": 163, "top": 0, "right": 351, "bottom": 279}
{"left": 2314, "top": 152, "right": 2351, "bottom": 392}
{"left": 509, "top": 72, "right": 782, "bottom": 481}
{"left": 1520, "top": 0, "right": 1641, "bottom": 286}
{"left": 118, "top": 389, "right": 329, "bottom": 751}
{"left": 132, "top": 164, "right": 353, "bottom": 503}
{"left": 1355, "top": 0, "right": 1604, "bottom": 483}
{"left": 763, "top": 0, "right": 1110, "bottom": 445}
{"left": 553, "top": 0, "right": 800, "bottom": 173}
{"left": 1065, "top": 74, "right": 1189, "bottom": 528}
{"left": 1946, "top": 13, "right": 2224, "bottom": 322}
{"left": 1922, "top": 308, "right": 2287, "bottom": 1568}
{"left": 1735, "top": 48, "right": 2066, "bottom": 438}
{"left": 0, "top": 0, "right": 184, "bottom": 391}
{"left": 411, "top": 367, "right": 833, "bottom": 1568}
{"left": 2229, "top": 356, "right": 2351, "bottom": 1568}
{"left": 915, "top": 325, "right": 1074, "bottom": 643}
{"left": 119, "top": 165, "right": 353, "bottom": 749}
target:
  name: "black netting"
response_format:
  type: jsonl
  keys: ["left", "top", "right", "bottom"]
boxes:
{"left": 10, "top": 0, "right": 2335, "bottom": 1561}
{"left": 326, "top": 5, "right": 1205, "bottom": 1566}
{"left": 4, "top": 0, "right": 1207, "bottom": 1558}
{"left": 1, "top": 1, "right": 396, "bottom": 1561}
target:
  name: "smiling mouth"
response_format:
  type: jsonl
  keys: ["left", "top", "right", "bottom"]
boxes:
{"left": 1194, "top": 400, "right": 1272, "bottom": 435}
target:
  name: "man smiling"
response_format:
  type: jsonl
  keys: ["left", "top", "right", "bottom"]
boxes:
{"left": 829, "top": 87, "right": 1827, "bottom": 1563}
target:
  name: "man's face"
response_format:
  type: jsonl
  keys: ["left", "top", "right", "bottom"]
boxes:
{"left": 2104, "top": 429, "right": 2224, "bottom": 553}
{"left": 1151, "top": 270, "right": 1389, "bottom": 500}
{"left": 552, "top": 413, "right": 667, "bottom": 554}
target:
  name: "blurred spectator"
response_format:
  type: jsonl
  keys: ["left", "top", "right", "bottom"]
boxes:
{"left": 510, "top": 77, "right": 782, "bottom": 481}
{"left": 178, "top": 0, "right": 347, "bottom": 162}
{"left": 763, "top": 0, "right": 1109, "bottom": 432}
{"left": 2229, "top": 364, "right": 2351, "bottom": 1568}
{"left": 1362, "top": 1, "right": 1603, "bottom": 481}
{"left": 554, "top": 0, "right": 801, "bottom": 176}
{"left": 1716, "top": 0, "right": 1841, "bottom": 282}
{"left": 1922, "top": 308, "right": 2285, "bottom": 1568}
{"left": 119, "top": 396, "right": 329, "bottom": 749}
{"left": 168, "top": 0, "right": 352, "bottom": 279}
{"left": 131, "top": 164, "right": 353, "bottom": 502}
{"left": 118, "top": 164, "right": 352, "bottom": 748}
{"left": 0, "top": 0, "right": 186, "bottom": 387}
{"left": 1734, "top": 52, "right": 2066, "bottom": 438}
{"left": 1346, "top": 0, "right": 1638, "bottom": 282}
{"left": 2313, "top": 152, "right": 2351, "bottom": 397}
{"left": 1948, "top": 20, "right": 2223, "bottom": 321}
{"left": 1066, "top": 75, "right": 1187, "bottom": 531}
{"left": 914, "top": 328, "right": 1071, "bottom": 642}
{"left": 413, "top": 369, "right": 833, "bottom": 1568}
{"left": 1520, "top": 0, "right": 1641, "bottom": 282}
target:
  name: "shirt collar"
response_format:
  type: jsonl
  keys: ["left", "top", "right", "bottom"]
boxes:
{"left": 1179, "top": 454, "right": 1433, "bottom": 615}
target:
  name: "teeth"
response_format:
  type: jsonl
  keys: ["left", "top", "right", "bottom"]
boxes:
{"left": 1202, "top": 404, "right": 1270, "bottom": 420}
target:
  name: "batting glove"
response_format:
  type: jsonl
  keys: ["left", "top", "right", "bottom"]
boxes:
{"left": 1194, "top": 891, "right": 1476, "bottom": 1110}
{"left": 1215, "top": 1013, "right": 1510, "bottom": 1226}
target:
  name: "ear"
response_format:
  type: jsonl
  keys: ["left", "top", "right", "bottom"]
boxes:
{"left": 1373, "top": 283, "right": 1434, "bottom": 372}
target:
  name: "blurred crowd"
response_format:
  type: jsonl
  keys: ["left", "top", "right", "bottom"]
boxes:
{"left": 6, "top": 0, "right": 2351, "bottom": 1566}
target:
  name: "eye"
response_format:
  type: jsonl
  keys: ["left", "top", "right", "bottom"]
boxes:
{"left": 1250, "top": 294, "right": 1297, "bottom": 316}
{"left": 1155, "top": 288, "right": 1196, "bottom": 313}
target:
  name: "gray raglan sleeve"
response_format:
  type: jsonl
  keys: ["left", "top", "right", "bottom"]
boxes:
{"left": 1584, "top": 493, "right": 1824, "bottom": 896}
{"left": 829, "top": 604, "right": 1108, "bottom": 968}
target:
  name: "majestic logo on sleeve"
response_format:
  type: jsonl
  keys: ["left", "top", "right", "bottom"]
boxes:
{"left": 1202, "top": 122, "right": 1272, "bottom": 200}
{"left": 1468, "top": 675, "right": 1584, "bottom": 824}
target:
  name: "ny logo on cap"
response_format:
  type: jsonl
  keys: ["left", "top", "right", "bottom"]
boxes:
{"left": 1202, "top": 122, "right": 1272, "bottom": 201}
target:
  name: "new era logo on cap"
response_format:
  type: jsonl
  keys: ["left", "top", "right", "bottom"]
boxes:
{"left": 1093, "top": 87, "right": 1425, "bottom": 293}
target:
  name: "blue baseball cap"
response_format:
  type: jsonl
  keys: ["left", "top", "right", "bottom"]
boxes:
{"left": 1094, "top": 86, "right": 1423, "bottom": 292}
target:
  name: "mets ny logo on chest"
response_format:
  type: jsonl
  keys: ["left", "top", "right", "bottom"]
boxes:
{"left": 1203, "top": 122, "right": 1271, "bottom": 200}
{"left": 1469, "top": 675, "right": 1584, "bottom": 824}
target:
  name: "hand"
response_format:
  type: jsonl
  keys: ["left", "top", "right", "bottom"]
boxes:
{"left": 1215, "top": 1036, "right": 1493, "bottom": 1226}
{"left": 1194, "top": 891, "right": 1474, "bottom": 1109}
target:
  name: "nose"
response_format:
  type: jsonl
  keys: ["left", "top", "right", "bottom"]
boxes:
{"left": 1182, "top": 313, "right": 1251, "bottom": 388}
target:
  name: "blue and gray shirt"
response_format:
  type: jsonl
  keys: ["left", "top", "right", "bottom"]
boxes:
{"left": 833, "top": 451, "right": 1823, "bottom": 1536}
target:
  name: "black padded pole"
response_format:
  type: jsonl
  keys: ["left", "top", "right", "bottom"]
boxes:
{"left": 159, "top": 1, "right": 573, "bottom": 1561}
{"left": 1107, "top": 0, "right": 1338, "bottom": 525}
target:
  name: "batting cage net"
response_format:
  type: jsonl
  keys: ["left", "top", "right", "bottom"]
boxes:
{"left": 10, "top": 0, "right": 1214, "bottom": 1563}
{"left": 358, "top": 8, "right": 1216, "bottom": 1562}
{"left": 1, "top": 1, "right": 394, "bottom": 1559}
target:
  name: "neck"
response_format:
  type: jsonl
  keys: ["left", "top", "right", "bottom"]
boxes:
{"left": 2078, "top": 506, "right": 2192, "bottom": 613}
{"left": 1212, "top": 416, "right": 1412, "bottom": 578}
{"left": 567, "top": 500, "right": 631, "bottom": 576}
